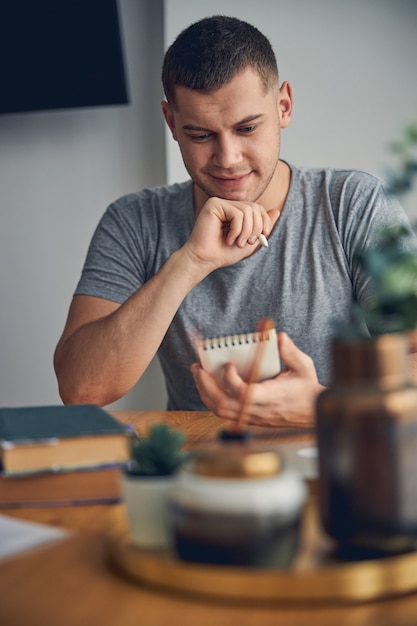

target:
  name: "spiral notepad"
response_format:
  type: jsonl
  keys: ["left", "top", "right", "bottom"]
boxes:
{"left": 197, "top": 327, "right": 280, "bottom": 383}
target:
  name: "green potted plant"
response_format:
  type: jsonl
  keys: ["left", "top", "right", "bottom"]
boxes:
{"left": 332, "top": 224, "right": 417, "bottom": 341}
{"left": 386, "top": 116, "right": 417, "bottom": 200}
{"left": 385, "top": 115, "right": 417, "bottom": 348}
{"left": 317, "top": 273, "right": 417, "bottom": 553}
{"left": 333, "top": 115, "right": 417, "bottom": 341}
{"left": 121, "top": 423, "right": 192, "bottom": 549}
{"left": 316, "top": 117, "right": 417, "bottom": 552}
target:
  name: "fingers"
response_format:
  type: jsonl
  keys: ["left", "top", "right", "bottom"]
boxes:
{"left": 221, "top": 362, "right": 244, "bottom": 396}
{"left": 187, "top": 198, "right": 280, "bottom": 272}
{"left": 207, "top": 198, "right": 278, "bottom": 248}
{"left": 190, "top": 362, "right": 244, "bottom": 420}
{"left": 278, "top": 332, "right": 316, "bottom": 376}
{"left": 223, "top": 202, "right": 262, "bottom": 248}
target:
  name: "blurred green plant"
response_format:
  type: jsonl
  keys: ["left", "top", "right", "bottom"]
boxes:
{"left": 127, "top": 423, "right": 193, "bottom": 476}
{"left": 334, "top": 116, "right": 417, "bottom": 341}
{"left": 357, "top": 225, "right": 417, "bottom": 334}
{"left": 386, "top": 118, "right": 417, "bottom": 197}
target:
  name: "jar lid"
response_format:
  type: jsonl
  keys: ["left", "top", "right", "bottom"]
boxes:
{"left": 193, "top": 446, "right": 282, "bottom": 479}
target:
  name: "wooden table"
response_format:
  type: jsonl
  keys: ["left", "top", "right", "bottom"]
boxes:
{"left": 0, "top": 410, "right": 416, "bottom": 626}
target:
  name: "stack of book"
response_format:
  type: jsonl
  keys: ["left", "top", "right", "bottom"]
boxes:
{"left": 0, "top": 404, "right": 132, "bottom": 508}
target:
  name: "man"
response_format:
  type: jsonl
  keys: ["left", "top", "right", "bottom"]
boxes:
{"left": 54, "top": 15, "right": 414, "bottom": 427}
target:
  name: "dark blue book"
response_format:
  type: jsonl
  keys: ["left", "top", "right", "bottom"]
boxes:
{"left": 0, "top": 404, "right": 131, "bottom": 476}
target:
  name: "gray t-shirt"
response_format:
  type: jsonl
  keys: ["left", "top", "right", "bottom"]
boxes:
{"left": 75, "top": 163, "right": 415, "bottom": 410}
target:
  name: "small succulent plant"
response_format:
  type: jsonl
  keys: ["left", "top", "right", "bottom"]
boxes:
{"left": 127, "top": 423, "right": 193, "bottom": 477}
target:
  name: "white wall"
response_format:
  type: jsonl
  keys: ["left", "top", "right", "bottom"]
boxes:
{"left": 0, "top": 0, "right": 167, "bottom": 410}
{"left": 164, "top": 0, "right": 417, "bottom": 217}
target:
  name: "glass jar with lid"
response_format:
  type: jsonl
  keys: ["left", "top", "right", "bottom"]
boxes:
{"left": 168, "top": 443, "right": 306, "bottom": 568}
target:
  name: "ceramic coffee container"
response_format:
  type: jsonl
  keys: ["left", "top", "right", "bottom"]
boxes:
{"left": 168, "top": 443, "right": 306, "bottom": 568}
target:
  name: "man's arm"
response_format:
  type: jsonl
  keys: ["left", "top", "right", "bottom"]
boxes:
{"left": 54, "top": 247, "right": 205, "bottom": 406}
{"left": 54, "top": 198, "right": 278, "bottom": 406}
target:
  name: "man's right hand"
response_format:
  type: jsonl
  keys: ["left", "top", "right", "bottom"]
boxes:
{"left": 183, "top": 197, "right": 280, "bottom": 272}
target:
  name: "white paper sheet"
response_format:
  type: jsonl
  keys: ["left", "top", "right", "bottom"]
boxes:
{"left": 0, "top": 513, "right": 69, "bottom": 561}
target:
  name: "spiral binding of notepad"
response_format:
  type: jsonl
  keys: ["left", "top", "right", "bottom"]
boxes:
{"left": 201, "top": 329, "right": 275, "bottom": 351}
{"left": 197, "top": 327, "right": 280, "bottom": 383}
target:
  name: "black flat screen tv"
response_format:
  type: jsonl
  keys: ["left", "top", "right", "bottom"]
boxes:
{"left": 0, "top": 0, "right": 129, "bottom": 115}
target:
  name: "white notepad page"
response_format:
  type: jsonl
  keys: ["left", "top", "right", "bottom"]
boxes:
{"left": 197, "top": 327, "right": 280, "bottom": 383}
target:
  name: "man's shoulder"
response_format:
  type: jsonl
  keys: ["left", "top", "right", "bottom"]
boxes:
{"left": 290, "top": 163, "right": 385, "bottom": 189}
{"left": 284, "top": 163, "right": 392, "bottom": 224}
{"left": 111, "top": 180, "right": 193, "bottom": 211}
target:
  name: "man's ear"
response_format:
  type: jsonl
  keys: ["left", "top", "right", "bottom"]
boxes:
{"left": 161, "top": 100, "right": 178, "bottom": 141}
{"left": 277, "top": 81, "right": 293, "bottom": 129}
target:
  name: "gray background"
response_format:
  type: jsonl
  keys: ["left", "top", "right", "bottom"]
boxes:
{"left": 0, "top": 0, "right": 416, "bottom": 410}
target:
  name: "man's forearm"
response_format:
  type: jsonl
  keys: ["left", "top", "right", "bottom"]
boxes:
{"left": 54, "top": 247, "right": 209, "bottom": 406}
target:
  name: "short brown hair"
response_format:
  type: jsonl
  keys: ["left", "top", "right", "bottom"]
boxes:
{"left": 162, "top": 15, "right": 279, "bottom": 108}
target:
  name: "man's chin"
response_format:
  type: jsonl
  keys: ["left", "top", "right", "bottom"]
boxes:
{"left": 200, "top": 184, "right": 256, "bottom": 202}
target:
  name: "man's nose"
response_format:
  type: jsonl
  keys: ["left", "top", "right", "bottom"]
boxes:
{"left": 213, "top": 136, "right": 242, "bottom": 169}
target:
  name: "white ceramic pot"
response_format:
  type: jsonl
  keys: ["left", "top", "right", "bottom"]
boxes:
{"left": 121, "top": 472, "right": 173, "bottom": 549}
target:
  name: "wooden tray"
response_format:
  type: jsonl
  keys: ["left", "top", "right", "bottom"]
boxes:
{"left": 107, "top": 493, "right": 417, "bottom": 605}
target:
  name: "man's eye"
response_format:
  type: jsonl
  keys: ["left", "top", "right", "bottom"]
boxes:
{"left": 189, "top": 132, "right": 212, "bottom": 141}
{"left": 239, "top": 125, "right": 256, "bottom": 134}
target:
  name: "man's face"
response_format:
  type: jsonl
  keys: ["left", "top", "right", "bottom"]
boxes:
{"left": 162, "top": 67, "right": 292, "bottom": 209}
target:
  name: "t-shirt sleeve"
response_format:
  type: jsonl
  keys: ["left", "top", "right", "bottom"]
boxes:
{"left": 335, "top": 173, "right": 417, "bottom": 309}
{"left": 74, "top": 200, "right": 146, "bottom": 304}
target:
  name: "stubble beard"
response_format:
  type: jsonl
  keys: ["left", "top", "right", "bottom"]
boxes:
{"left": 193, "top": 157, "right": 280, "bottom": 204}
